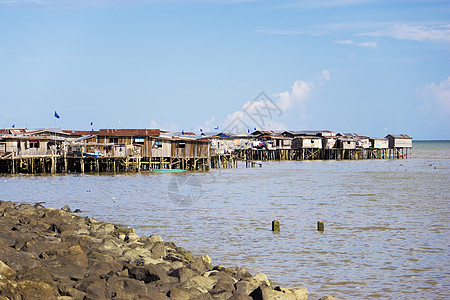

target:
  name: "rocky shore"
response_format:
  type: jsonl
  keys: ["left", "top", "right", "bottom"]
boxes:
{"left": 0, "top": 200, "right": 335, "bottom": 300}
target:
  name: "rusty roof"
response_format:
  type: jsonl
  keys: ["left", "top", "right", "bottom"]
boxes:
{"left": 63, "top": 130, "right": 100, "bottom": 136}
{"left": 385, "top": 134, "right": 412, "bottom": 139}
{"left": 98, "top": 129, "right": 160, "bottom": 136}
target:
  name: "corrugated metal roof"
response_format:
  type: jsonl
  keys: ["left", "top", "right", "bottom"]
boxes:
{"left": 283, "top": 130, "right": 335, "bottom": 137}
{"left": 63, "top": 130, "right": 100, "bottom": 136}
{"left": 98, "top": 129, "right": 160, "bottom": 136}
{"left": 385, "top": 134, "right": 412, "bottom": 139}
{"left": 337, "top": 133, "right": 369, "bottom": 139}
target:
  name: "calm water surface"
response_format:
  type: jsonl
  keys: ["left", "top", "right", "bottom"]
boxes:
{"left": 1, "top": 141, "right": 449, "bottom": 299}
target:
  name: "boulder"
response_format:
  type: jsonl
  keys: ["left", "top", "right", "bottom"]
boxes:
{"left": 235, "top": 273, "right": 270, "bottom": 296}
{"left": 18, "top": 266, "right": 54, "bottom": 285}
{"left": 61, "top": 205, "right": 72, "bottom": 213}
{"left": 0, "top": 260, "right": 16, "bottom": 280}
{"left": 180, "top": 275, "right": 218, "bottom": 293}
{"left": 74, "top": 277, "right": 109, "bottom": 299}
{"left": 169, "top": 267, "right": 197, "bottom": 283}
{"left": 249, "top": 286, "right": 297, "bottom": 300}
{"left": 127, "top": 264, "right": 167, "bottom": 283}
{"left": 209, "top": 275, "right": 236, "bottom": 299}
{"left": 274, "top": 286, "right": 308, "bottom": 300}
{"left": 151, "top": 243, "right": 167, "bottom": 259}
{"left": 149, "top": 234, "right": 164, "bottom": 243}
{"left": 167, "top": 287, "right": 192, "bottom": 300}
{"left": 199, "top": 254, "right": 212, "bottom": 269}
{"left": 57, "top": 285, "right": 87, "bottom": 299}
{"left": 16, "top": 280, "right": 60, "bottom": 300}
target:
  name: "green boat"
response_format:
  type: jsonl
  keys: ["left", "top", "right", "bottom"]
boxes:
{"left": 151, "top": 169, "right": 186, "bottom": 173}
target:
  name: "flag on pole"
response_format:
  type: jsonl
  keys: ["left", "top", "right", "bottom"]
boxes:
{"left": 54, "top": 111, "right": 60, "bottom": 119}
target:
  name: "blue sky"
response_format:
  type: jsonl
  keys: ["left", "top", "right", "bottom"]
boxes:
{"left": 0, "top": 0, "right": 449, "bottom": 139}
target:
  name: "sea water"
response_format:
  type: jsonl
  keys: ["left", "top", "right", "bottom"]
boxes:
{"left": 1, "top": 141, "right": 449, "bottom": 299}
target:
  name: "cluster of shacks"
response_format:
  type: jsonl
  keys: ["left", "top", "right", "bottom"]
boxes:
{"left": 0, "top": 128, "right": 412, "bottom": 173}
{"left": 205, "top": 130, "right": 412, "bottom": 153}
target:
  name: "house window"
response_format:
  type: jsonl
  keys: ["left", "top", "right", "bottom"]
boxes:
{"left": 178, "top": 143, "right": 186, "bottom": 149}
{"left": 134, "top": 138, "right": 145, "bottom": 144}
{"left": 154, "top": 141, "right": 162, "bottom": 148}
{"left": 109, "top": 138, "right": 119, "bottom": 144}
{"left": 29, "top": 141, "right": 40, "bottom": 148}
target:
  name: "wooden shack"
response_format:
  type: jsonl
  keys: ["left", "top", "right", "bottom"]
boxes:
{"left": 337, "top": 133, "right": 370, "bottom": 149}
{"left": 386, "top": 134, "right": 413, "bottom": 148}
{"left": 95, "top": 129, "right": 160, "bottom": 157}
{"left": 370, "top": 138, "right": 389, "bottom": 149}
{"left": 337, "top": 138, "right": 357, "bottom": 150}
{"left": 292, "top": 136, "right": 323, "bottom": 149}
{"left": 322, "top": 136, "right": 338, "bottom": 149}
{"left": 0, "top": 135, "right": 62, "bottom": 157}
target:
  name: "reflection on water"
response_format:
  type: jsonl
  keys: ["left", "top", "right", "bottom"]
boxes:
{"left": 1, "top": 141, "right": 449, "bottom": 299}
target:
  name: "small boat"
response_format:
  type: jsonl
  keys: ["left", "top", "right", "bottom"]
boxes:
{"left": 151, "top": 169, "right": 186, "bottom": 173}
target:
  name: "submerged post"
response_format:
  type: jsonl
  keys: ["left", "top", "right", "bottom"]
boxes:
{"left": 272, "top": 220, "right": 280, "bottom": 232}
{"left": 317, "top": 221, "right": 324, "bottom": 232}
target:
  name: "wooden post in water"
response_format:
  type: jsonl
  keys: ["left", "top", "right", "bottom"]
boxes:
{"left": 317, "top": 221, "right": 324, "bottom": 232}
{"left": 272, "top": 220, "right": 280, "bottom": 232}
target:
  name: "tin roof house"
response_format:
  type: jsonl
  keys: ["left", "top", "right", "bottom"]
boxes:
{"left": 385, "top": 134, "right": 412, "bottom": 148}
{"left": 370, "top": 137, "right": 389, "bottom": 149}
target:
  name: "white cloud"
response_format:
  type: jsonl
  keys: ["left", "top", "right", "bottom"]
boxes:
{"left": 334, "top": 40, "right": 354, "bottom": 45}
{"left": 416, "top": 77, "right": 450, "bottom": 116}
{"left": 276, "top": 80, "right": 312, "bottom": 112}
{"left": 316, "top": 69, "right": 332, "bottom": 85}
{"left": 359, "top": 24, "right": 450, "bottom": 43}
{"left": 221, "top": 75, "right": 324, "bottom": 132}
{"left": 357, "top": 41, "right": 377, "bottom": 48}
{"left": 334, "top": 40, "right": 377, "bottom": 48}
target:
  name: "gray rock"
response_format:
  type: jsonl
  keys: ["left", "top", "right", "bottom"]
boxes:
{"left": 57, "top": 285, "right": 87, "bottom": 300}
{"left": 167, "top": 287, "right": 192, "bottom": 300}
{"left": 151, "top": 243, "right": 167, "bottom": 259}
{"left": 61, "top": 205, "right": 72, "bottom": 213}
{"left": 169, "top": 267, "right": 197, "bottom": 283}
{"left": 210, "top": 275, "right": 236, "bottom": 298}
{"left": 16, "top": 280, "right": 60, "bottom": 300}
{"left": 127, "top": 264, "right": 167, "bottom": 283}
{"left": 235, "top": 273, "right": 270, "bottom": 296}
{"left": 250, "top": 286, "right": 297, "bottom": 300}
{"left": 274, "top": 286, "right": 308, "bottom": 300}
{"left": 0, "top": 260, "right": 16, "bottom": 280}
{"left": 180, "top": 275, "right": 218, "bottom": 293}
{"left": 149, "top": 234, "right": 164, "bottom": 243}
